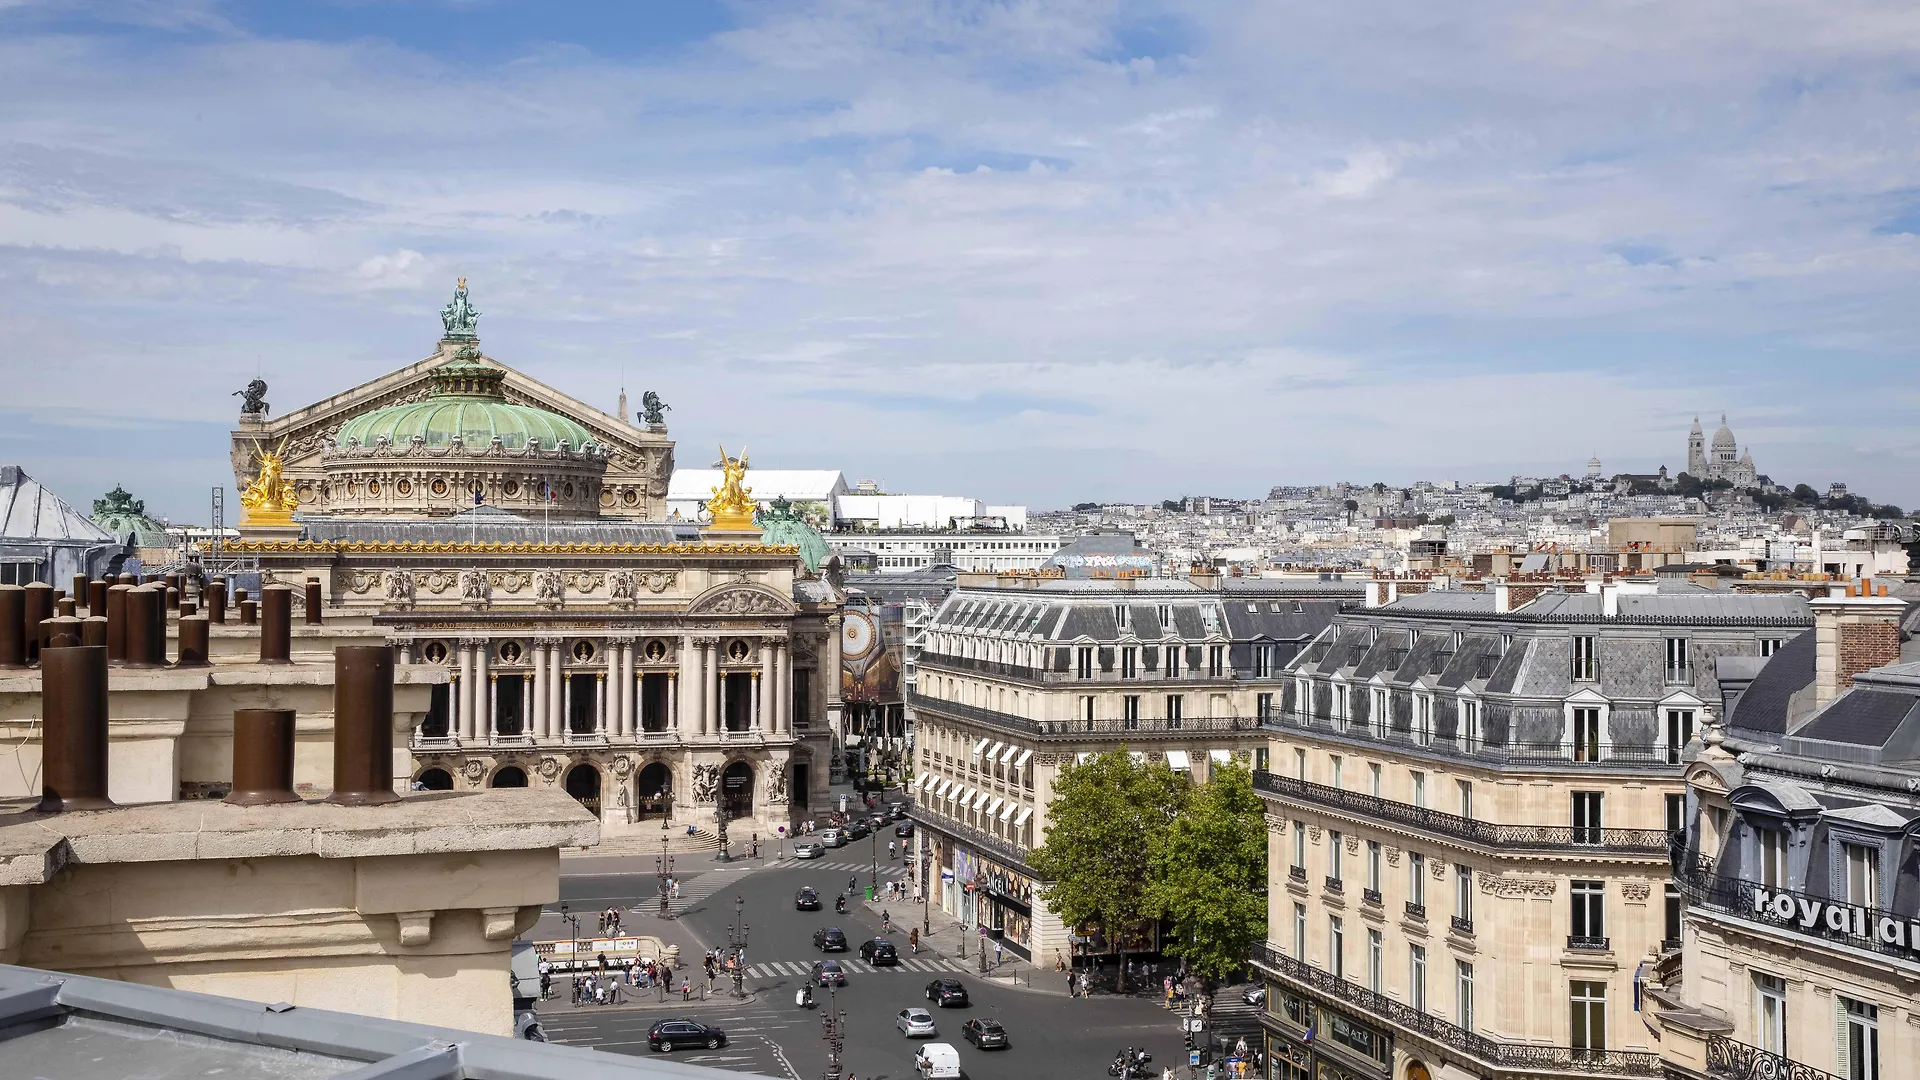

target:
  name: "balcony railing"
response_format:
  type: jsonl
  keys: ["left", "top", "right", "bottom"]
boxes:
{"left": 1450, "top": 916, "right": 1474, "bottom": 936}
{"left": 1288, "top": 866, "right": 1307, "bottom": 884}
{"left": 1681, "top": 860, "right": 1920, "bottom": 966}
{"left": 1262, "top": 706, "right": 1681, "bottom": 770}
{"left": 1705, "top": 1035, "right": 1841, "bottom": 1080}
{"left": 906, "top": 804, "right": 1032, "bottom": 871}
{"left": 1566, "top": 935, "right": 1610, "bottom": 952}
{"left": 1252, "top": 772, "right": 1675, "bottom": 855}
{"left": 910, "top": 692, "right": 1261, "bottom": 740}
{"left": 1403, "top": 902, "right": 1426, "bottom": 921}
{"left": 1249, "top": 942, "right": 1659, "bottom": 1076}
{"left": 1362, "top": 888, "right": 1382, "bottom": 906}
{"left": 1324, "top": 876, "right": 1344, "bottom": 894}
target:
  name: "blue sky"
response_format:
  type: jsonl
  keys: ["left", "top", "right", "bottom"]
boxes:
{"left": 4, "top": 0, "right": 1920, "bottom": 521}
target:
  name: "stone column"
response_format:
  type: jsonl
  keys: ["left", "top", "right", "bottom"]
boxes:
{"left": 619, "top": 642, "right": 636, "bottom": 737}
{"left": 531, "top": 642, "right": 548, "bottom": 740}
{"left": 449, "top": 653, "right": 463, "bottom": 742}
{"left": 757, "top": 640, "right": 771, "bottom": 731}
{"left": 824, "top": 616, "right": 844, "bottom": 741}
{"left": 774, "top": 640, "right": 789, "bottom": 735}
{"left": 667, "top": 670, "right": 678, "bottom": 732}
{"left": 563, "top": 666, "right": 573, "bottom": 738}
{"left": 551, "top": 642, "right": 564, "bottom": 738}
{"left": 702, "top": 641, "right": 719, "bottom": 736}
{"left": 474, "top": 640, "right": 490, "bottom": 739}
{"left": 490, "top": 672, "right": 500, "bottom": 738}
{"left": 458, "top": 641, "right": 475, "bottom": 741}
{"left": 596, "top": 672, "right": 607, "bottom": 735}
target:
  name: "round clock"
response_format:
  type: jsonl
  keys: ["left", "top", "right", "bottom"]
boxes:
{"left": 841, "top": 610, "right": 877, "bottom": 660}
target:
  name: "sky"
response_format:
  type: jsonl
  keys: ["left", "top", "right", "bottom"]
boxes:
{"left": 4, "top": 0, "right": 1920, "bottom": 523}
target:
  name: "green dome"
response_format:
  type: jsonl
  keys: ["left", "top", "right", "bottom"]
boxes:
{"left": 336, "top": 359, "right": 597, "bottom": 452}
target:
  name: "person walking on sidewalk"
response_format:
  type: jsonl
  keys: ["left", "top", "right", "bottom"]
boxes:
{"left": 909, "top": 927, "right": 920, "bottom": 954}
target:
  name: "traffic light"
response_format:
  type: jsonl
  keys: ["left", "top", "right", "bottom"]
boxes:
{"left": 1184, "top": 1029, "right": 1194, "bottom": 1051}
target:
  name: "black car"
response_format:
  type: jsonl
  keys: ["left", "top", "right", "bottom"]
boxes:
{"left": 962, "top": 1018, "right": 1009, "bottom": 1049}
{"left": 813, "top": 926, "right": 849, "bottom": 951}
{"left": 648, "top": 1019, "right": 727, "bottom": 1052}
{"left": 860, "top": 938, "right": 899, "bottom": 965}
{"left": 795, "top": 887, "right": 821, "bottom": 911}
{"left": 894, "top": 820, "right": 914, "bottom": 838}
{"left": 887, "top": 803, "right": 908, "bottom": 821}
{"left": 925, "top": 978, "right": 969, "bottom": 1007}
{"left": 844, "top": 820, "right": 871, "bottom": 841}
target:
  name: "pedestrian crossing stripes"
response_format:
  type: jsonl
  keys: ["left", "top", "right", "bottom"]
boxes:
{"left": 778, "top": 858, "right": 910, "bottom": 874}
{"left": 744, "top": 957, "right": 964, "bottom": 979}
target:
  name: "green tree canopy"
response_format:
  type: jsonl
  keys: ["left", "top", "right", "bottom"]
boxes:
{"left": 1148, "top": 762, "right": 1269, "bottom": 985}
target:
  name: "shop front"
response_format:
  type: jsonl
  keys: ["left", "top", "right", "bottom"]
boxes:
{"left": 1261, "top": 982, "right": 1393, "bottom": 1080}
{"left": 951, "top": 843, "right": 1037, "bottom": 959}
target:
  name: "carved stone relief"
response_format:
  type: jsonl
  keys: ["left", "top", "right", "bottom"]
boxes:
{"left": 1478, "top": 875, "right": 1558, "bottom": 898}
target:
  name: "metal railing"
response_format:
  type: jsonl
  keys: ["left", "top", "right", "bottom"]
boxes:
{"left": 907, "top": 805, "right": 1032, "bottom": 871}
{"left": 1566, "top": 935, "right": 1610, "bottom": 952}
{"left": 1681, "top": 860, "right": 1920, "bottom": 966}
{"left": 1249, "top": 942, "right": 1659, "bottom": 1075}
{"left": 909, "top": 692, "right": 1260, "bottom": 740}
{"left": 1403, "top": 902, "right": 1426, "bottom": 921}
{"left": 1262, "top": 706, "right": 1682, "bottom": 770}
{"left": 1288, "top": 866, "right": 1307, "bottom": 883}
{"left": 1325, "top": 876, "right": 1344, "bottom": 894}
{"left": 1450, "top": 916, "right": 1474, "bottom": 936}
{"left": 1362, "top": 888, "right": 1382, "bottom": 906}
{"left": 1252, "top": 772, "right": 1675, "bottom": 855}
{"left": 1705, "top": 1035, "right": 1841, "bottom": 1080}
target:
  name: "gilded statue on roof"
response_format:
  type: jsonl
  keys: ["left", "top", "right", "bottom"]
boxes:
{"left": 706, "top": 444, "right": 758, "bottom": 531}
{"left": 239, "top": 439, "right": 299, "bottom": 524}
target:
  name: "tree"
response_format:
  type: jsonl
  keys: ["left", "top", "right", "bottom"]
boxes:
{"left": 1343, "top": 498, "right": 1358, "bottom": 525}
{"left": 1792, "top": 483, "right": 1820, "bottom": 504}
{"left": 1161, "top": 499, "right": 1182, "bottom": 512}
{"left": 1072, "top": 501, "right": 1100, "bottom": 512}
{"left": 1030, "top": 750, "right": 1189, "bottom": 991}
{"left": 1148, "top": 762, "right": 1268, "bottom": 986}
{"left": 1434, "top": 514, "right": 1457, "bottom": 526}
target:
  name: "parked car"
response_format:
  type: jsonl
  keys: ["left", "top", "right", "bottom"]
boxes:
{"left": 816, "top": 959, "right": 848, "bottom": 987}
{"left": 813, "top": 927, "right": 849, "bottom": 952}
{"left": 896, "top": 1008, "right": 938, "bottom": 1038}
{"left": 914, "top": 1042, "right": 962, "bottom": 1080}
{"left": 793, "top": 840, "right": 826, "bottom": 859}
{"left": 887, "top": 803, "right": 908, "bottom": 821}
{"left": 795, "top": 887, "right": 822, "bottom": 911}
{"left": 647, "top": 1019, "right": 726, "bottom": 1052}
{"left": 844, "top": 821, "right": 871, "bottom": 841}
{"left": 1241, "top": 986, "right": 1267, "bottom": 1007}
{"left": 961, "top": 1018, "right": 1009, "bottom": 1049}
{"left": 860, "top": 938, "right": 899, "bottom": 965}
{"left": 925, "top": 978, "right": 969, "bottom": 1007}
{"left": 894, "top": 820, "right": 914, "bottom": 838}
{"left": 819, "top": 828, "right": 845, "bottom": 848}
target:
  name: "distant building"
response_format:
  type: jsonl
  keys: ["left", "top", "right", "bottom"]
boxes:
{"left": 1687, "top": 415, "right": 1758, "bottom": 486}
{"left": 0, "top": 465, "right": 130, "bottom": 584}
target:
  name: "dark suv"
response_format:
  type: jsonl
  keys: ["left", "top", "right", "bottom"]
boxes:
{"left": 648, "top": 1019, "right": 727, "bottom": 1052}
{"left": 813, "top": 926, "right": 849, "bottom": 952}
{"left": 925, "top": 978, "right": 969, "bottom": 1007}
{"left": 795, "top": 887, "right": 821, "bottom": 911}
{"left": 860, "top": 938, "right": 899, "bottom": 965}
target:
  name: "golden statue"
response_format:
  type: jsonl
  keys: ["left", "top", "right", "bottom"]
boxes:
{"left": 239, "top": 439, "right": 300, "bottom": 525}
{"left": 706, "top": 443, "right": 758, "bottom": 531}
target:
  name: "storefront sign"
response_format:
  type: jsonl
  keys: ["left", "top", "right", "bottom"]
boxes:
{"left": 1750, "top": 887, "right": 1920, "bottom": 953}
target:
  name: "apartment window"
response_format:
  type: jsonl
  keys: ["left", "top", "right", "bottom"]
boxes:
{"left": 1367, "top": 929, "right": 1383, "bottom": 992}
{"left": 1121, "top": 647, "right": 1138, "bottom": 679}
{"left": 1122, "top": 695, "right": 1141, "bottom": 728}
{"left": 1457, "top": 780, "right": 1473, "bottom": 820}
{"left": 1414, "top": 695, "right": 1432, "bottom": 746}
{"left": 1754, "top": 974, "right": 1787, "bottom": 1057}
{"left": 1570, "top": 981, "right": 1608, "bottom": 1057}
{"left": 1843, "top": 842, "right": 1880, "bottom": 907}
{"left": 1335, "top": 684, "right": 1349, "bottom": 719}
{"left": 1366, "top": 840, "right": 1382, "bottom": 896}
{"left": 1408, "top": 853, "right": 1426, "bottom": 910}
{"left": 1157, "top": 604, "right": 1171, "bottom": 626}
{"left": 1293, "top": 903, "right": 1307, "bottom": 960}
{"left": 1839, "top": 996, "right": 1879, "bottom": 1080}
{"left": 1328, "top": 916, "right": 1344, "bottom": 979}
{"left": 1255, "top": 645, "right": 1274, "bottom": 678}
{"left": 1572, "top": 707, "right": 1603, "bottom": 761}
{"left": 1330, "top": 755, "right": 1344, "bottom": 790}
{"left": 1455, "top": 866, "right": 1473, "bottom": 925}
{"left": 1168, "top": 645, "right": 1182, "bottom": 678}
{"left": 1757, "top": 827, "right": 1788, "bottom": 888}
{"left": 1667, "top": 793, "right": 1686, "bottom": 836}
{"left": 1165, "top": 695, "right": 1183, "bottom": 725}
{"left": 1368, "top": 763, "right": 1382, "bottom": 798}
{"left": 1456, "top": 961, "right": 1475, "bottom": 1032}
{"left": 1572, "top": 791, "right": 1603, "bottom": 846}
{"left": 1410, "top": 770, "right": 1427, "bottom": 809}
{"left": 1409, "top": 946, "right": 1427, "bottom": 1013}
{"left": 1760, "top": 638, "right": 1783, "bottom": 658}
{"left": 1328, "top": 831, "right": 1343, "bottom": 885}
{"left": 1077, "top": 647, "right": 1094, "bottom": 679}
{"left": 1665, "top": 708, "right": 1695, "bottom": 765}
{"left": 1292, "top": 821, "right": 1306, "bottom": 871}
{"left": 1571, "top": 881, "right": 1606, "bottom": 944}
{"left": 1294, "top": 748, "right": 1307, "bottom": 780}
{"left": 1572, "top": 635, "right": 1597, "bottom": 681}
{"left": 1114, "top": 604, "right": 1129, "bottom": 630}
{"left": 1254, "top": 691, "right": 1269, "bottom": 719}
{"left": 1665, "top": 636, "right": 1691, "bottom": 683}
{"left": 1665, "top": 884, "right": 1683, "bottom": 947}
{"left": 1371, "top": 689, "right": 1388, "bottom": 738}
{"left": 1082, "top": 696, "right": 1095, "bottom": 725}
{"left": 1460, "top": 699, "right": 1481, "bottom": 750}
{"left": 1208, "top": 645, "right": 1225, "bottom": 678}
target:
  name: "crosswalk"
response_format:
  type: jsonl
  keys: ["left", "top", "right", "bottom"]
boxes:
{"left": 745, "top": 957, "right": 966, "bottom": 979}
{"left": 777, "top": 857, "right": 910, "bottom": 875}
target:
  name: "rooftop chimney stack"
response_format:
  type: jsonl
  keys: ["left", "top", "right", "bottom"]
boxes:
{"left": 326, "top": 645, "right": 399, "bottom": 805}
{"left": 38, "top": 644, "right": 115, "bottom": 812}
{"left": 1809, "top": 584, "right": 1906, "bottom": 706}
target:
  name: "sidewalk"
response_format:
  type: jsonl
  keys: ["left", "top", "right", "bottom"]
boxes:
{"left": 869, "top": 897, "right": 1064, "bottom": 996}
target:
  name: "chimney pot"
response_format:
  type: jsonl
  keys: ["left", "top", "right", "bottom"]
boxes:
{"left": 38, "top": 644, "right": 114, "bottom": 812}
{"left": 226, "top": 708, "right": 302, "bottom": 805}
{"left": 326, "top": 645, "right": 399, "bottom": 805}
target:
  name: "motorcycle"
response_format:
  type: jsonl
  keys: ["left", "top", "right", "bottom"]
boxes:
{"left": 835, "top": 894, "right": 848, "bottom": 914}
{"left": 1108, "top": 1048, "right": 1153, "bottom": 1078}
{"left": 796, "top": 985, "right": 815, "bottom": 1009}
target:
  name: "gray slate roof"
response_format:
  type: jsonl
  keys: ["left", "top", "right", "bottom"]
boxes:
{"left": 301, "top": 509, "right": 694, "bottom": 546}
{"left": 0, "top": 466, "right": 112, "bottom": 542}
{"left": 1728, "top": 631, "right": 1814, "bottom": 736}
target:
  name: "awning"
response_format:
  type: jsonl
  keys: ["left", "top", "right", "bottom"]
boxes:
{"left": 1014, "top": 748, "right": 1033, "bottom": 769}
{"left": 999, "top": 743, "right": 1020, "bottom": 765}
{"left": 934, "top": 779, "right": 953, "bottom": 797}
{"left": 986, "top": 797, "right": 1004, "bottom": 817}
{"left": 1013, "top": 808, "right": 1033, "bottom": 828}
{"left": 1166, "top": 750, "right": 1191, "bottom": 770}
{"left": 972, "top": 737, "right": 991, "bottom": 759}
{"left": 987, "top": 741, "right": 1005, "bottom": 761}
{"left": 972, "top": 789, "right": 992, "bottom": 811}
{"left": 956, "top": 785, "right": 975, "bottom": 805}
{"left": 999, "top": 801, "right": 1019, "bottom": 823}
{"left": 914, "top": 772, "right": 930, "bottom": 789}
{"left": 1210, "top": 750, "right": 1233, "bottom": 764}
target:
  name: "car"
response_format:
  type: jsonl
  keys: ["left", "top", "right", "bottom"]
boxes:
{"left": 887, "top": 803, "right": 908, "bottom": 821}
{"left": 793, "top": 840, "right": 826, "bottom": 859}
{"left": 795, "top": 887, "right": 822, "bottom": 911}
{"left": 925, "top": 978, "right": 969, "bottom": 1007}
{"left": 819, "top": 828, "right": 845, "bottom": 848}
{"left": 1241, "top": 986, "right": 1267, "bottom": 1007}
{"left": 813, "top": 927, "right": 848, "bottom": 951}
{"left": 816, "top": 959, "right": 848, "bottom": 986}
{"left": 897, "top": 1008, "right": 938, "bottom": 1038}
{"left": 894, "top": 820, "right": 914, "bottom": 838}
{"left": 868, "top": 813, "right": 887, "bottom": 828}
{"left": 860, "top": 938, "right": 899, "bottom": 965}
{"left": 961, "top": 1018, "right": 1009, "bottom": 1049}
{"left": 647, "top": 1019, "right": 727, "bottom": 1052}
{"left": 844, "top": 821, "right": 871, "bottom": 841}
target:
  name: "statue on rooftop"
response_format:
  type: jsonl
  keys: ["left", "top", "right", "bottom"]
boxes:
{"left": 234, "top": 379, "right": 269, "bottom": 416}
{"left": 440, "top": 277, "right": 480, "bottom": 341}
{"left": 640, "top": 390, "right": 671, "bottom": 427}
{"left": 706, "top": 444, "right": 757, "bottom": 531}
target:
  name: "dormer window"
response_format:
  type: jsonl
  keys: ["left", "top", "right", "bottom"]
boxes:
{"left": 1114, "top": 605, "right": 1129, "bottom": 629}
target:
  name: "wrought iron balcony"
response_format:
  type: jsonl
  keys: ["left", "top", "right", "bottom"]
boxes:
{"left": 910, "top": 692, "right": 1260, "bottom": 741}
{"left": 1260, "top": 706, "right": 1682, "bottom": 770}
{"left": 1362, "top": 888, "right": 1382, "bottom": 906}
{"left": 1249, "top": 942, "right": 1659, "bottom": 1076}
{"left": 1403, "top": 902, "right": 1426, "bottom": 921}
{"left": 1681, "top": 859, "right": 1920, "bottom": 966}
{"left": 1705, "top": 1035, "right": 1841, "bottom": 1080}
{"left": 1449, "top": 916, "right": 1474, "bottom": 936}
{"left": 906, "top": 804, "right": 1032, "bottom": 872}
{"left": 1252, "top": 771, "right": 1674, "bottom": 855}
{"left": 1288, "top": 865, "right": 1308, "bottom": 883}
{"left": 1324, "top": 876, "right": 1344, "bottom": 894}
{"left": 1565, "top": 935, "right": 1610, "bottom": 952}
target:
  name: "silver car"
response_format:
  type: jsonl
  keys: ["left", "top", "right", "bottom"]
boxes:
{"left": 896, "top": 1008, "right": 938, "bottom": 1038}
{"left": 793, "top": 840, "right": 826, "bottom": 859}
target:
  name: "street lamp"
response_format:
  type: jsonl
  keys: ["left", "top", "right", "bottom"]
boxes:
{"left": 869, "top": 830, "right": 879, "bottom": 891}
{"left": 557, "top": 902, "right": 583, "bottom": 1001}
{"left": 656, "top": 836, "right": 676, "bottom": 920}
{"left": 920, "top": 853, "right": 931, "bottom": 936}
{"left": 727, "top": 894, "right": 749, "bottom": 999}
{"left": 716, "top": 799, "right": 731, "bottom": 863}
{"left": 820, "top": 979, "right": 846, "bottom": 1080}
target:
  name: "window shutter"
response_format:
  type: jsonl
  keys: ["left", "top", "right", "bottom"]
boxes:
{"left": 1835, "top": 996, "right": 1850, "bottom": 1077}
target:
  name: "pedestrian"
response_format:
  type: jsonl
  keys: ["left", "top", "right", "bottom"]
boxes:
{"left": 681, "top": 978, "right": 692, "bottom": 1000}
{"left": 1067, "top": 971, "right": 1076, "bottom": 997}
{"left": 993, "top": 940, "right": 1002, "bottom": 967}
{"left": 909, "top": 927, "right": 920, "bottom": 953}
{"left": 849, "top": 875, "right": 857, "bottom": 895}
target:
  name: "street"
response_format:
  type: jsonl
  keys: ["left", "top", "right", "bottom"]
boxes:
{"left": 535, "top": 855, "right": 1187, "bottom": 1080}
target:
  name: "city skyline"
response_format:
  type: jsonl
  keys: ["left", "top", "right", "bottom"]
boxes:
{"left": 6, "top": 1, "right": 1920, "bottom": 521}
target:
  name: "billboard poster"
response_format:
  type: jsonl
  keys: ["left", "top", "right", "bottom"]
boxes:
{"left": 841, "top": 600, "right": 904, "bottom": 703}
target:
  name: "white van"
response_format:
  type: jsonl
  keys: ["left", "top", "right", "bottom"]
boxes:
{"left": 915, "top": 1042, "right": 961, "bottom": 1080}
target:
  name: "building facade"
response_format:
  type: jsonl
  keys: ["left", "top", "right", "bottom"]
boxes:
{"left": 1687, "top": 417, "right": 1758, "bottom": 487}
{"left": 230, "top": 284, "right": 842, "bottom": 843}
{"left": 1252, "top": 582, "right": 1812, "bottom": 1080}
{"left": 907, "top": 572, "right": 1354, "bottom": 964}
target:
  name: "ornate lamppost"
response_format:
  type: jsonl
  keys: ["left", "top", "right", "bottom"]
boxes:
{"left": 656, "top": 835, "right": 676, "bottom": 920}
{"left": 716, "top": 797, "right": 732, "bottom": 863}
{"left": 920, "top": 852, "right": 932, "bottom": 936}
{"left": 727, "top": 894, "right": 750, "bottom": 999}
{"left": 820, "top": 979, "right": 846, "bottom": 1080}
{"left": 557, "top": 901, "right": 584, "bottom": 1003}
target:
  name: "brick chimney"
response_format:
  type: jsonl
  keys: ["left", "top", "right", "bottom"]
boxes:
{"left": 1809, "top": 582, "right": 1906, "bottom": 706}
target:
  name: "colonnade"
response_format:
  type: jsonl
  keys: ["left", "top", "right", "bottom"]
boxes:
{"left": 435, "top": 633, "right": 797, "bottom": 743}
